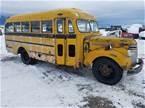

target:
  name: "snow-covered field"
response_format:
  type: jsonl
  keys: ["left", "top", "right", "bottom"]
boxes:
{"left": 0, "top": 34, "right": 145, "bottom": 108}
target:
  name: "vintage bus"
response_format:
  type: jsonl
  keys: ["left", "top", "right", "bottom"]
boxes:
{"left": 5, "top": 8, "right": 143, "bottom": 85}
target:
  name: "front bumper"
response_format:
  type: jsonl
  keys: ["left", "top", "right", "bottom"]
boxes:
{"left": 127, "top": 59, "right": 143, "bottom": 75}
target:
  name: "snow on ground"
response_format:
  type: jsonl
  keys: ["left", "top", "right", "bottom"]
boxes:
{"left": 0, "top": 34, "right": 145, "bottom": 108}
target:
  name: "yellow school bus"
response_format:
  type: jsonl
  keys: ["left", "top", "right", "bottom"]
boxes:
{"left": 5, "top": 8, "right": 143, "bottom": 85}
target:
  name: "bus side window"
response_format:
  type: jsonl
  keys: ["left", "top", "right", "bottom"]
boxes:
{"left": 68, "top": 20, "right": 74, "bottom": 33}
{"left": 42, "top": 20, "right": 52, "bottom": 33}
{"left": 5, "top": 23, "right": 14, "bottom": 33}
{"left": 22, "top": 22, "right": 29, "bottom": 32}
{"left": 14, "top": 22, "right": 21, "bottom": 32}
{"left": 57, "top": 19, "right": 63, "bottom": 33}
{"left": 31, "top": 21, "right": 40, "bottom": 32}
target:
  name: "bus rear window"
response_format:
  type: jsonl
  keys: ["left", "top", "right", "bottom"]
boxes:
{"left": 31, "top": 21, "right": 40, "bottom": 32}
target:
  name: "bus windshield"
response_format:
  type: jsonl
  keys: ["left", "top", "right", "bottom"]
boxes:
{"left": 90, "top": 21, "right": 99, "bottom": 32}
{"left": 77, "top": 20, "right": 90, "bottom": 32}
{"left": 77, "top": 19, "right": 99, "bottom": 32}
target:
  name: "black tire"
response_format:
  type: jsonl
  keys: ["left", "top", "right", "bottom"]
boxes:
{"left": 92, "top": 58, "right": 123, "bottom": 85}
{"left": 20, "top": 49, "right": 36, "bottom": 65}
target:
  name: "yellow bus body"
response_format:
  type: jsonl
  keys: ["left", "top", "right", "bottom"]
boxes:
{"left": 5, "top": 8, "right": 140, "bottom": 71}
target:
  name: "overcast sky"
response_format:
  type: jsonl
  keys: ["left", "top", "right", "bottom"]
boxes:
{"left": 1, "top": 0, "right": 145, "bottom": 27}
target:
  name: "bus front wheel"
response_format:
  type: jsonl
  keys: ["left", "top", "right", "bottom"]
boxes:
{"left": 92, "top": 58, "right": 123, "bottom": 85}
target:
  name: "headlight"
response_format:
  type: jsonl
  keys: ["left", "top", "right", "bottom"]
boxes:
{"left": 128, "top": 44, "right": 137, "bottom": 65}
{"left": 128, "top": 49, "right": 137, "bottom": 57}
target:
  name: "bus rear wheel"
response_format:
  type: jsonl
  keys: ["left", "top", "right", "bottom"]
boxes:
{"left": 20, "top": 49, "right": 36, "bottom": 65}
{"left": 92, "top": 58, "right": 123, "bottom": 85}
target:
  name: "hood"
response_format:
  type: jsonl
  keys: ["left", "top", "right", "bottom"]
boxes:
{"left": 84, "top": 36, "right": 137, "bottom": 51}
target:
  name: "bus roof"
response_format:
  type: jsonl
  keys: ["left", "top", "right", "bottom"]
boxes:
{"left": 6, "top": 8, "right": 96, "bottom": 23}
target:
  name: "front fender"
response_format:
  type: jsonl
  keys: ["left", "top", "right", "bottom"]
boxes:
{"left": 84, "top": 49, "right": 132, "bottom": 69}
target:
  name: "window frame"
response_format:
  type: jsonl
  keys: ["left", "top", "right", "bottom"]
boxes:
{"left": 5, "top": 23, "right": 14, "bottom": 33}
{"left": 56, "top": 19, "right": 64, "bottom": 33}
{"left": 41, "top": 20, "right": 53, "bottom": 33}
{"left": 14, "top": 22, "right": 21, "bottom": 32}
{"left": 68, "top": 45, "right": 75, "bottom": 57}
{"left": 68, "top": 19, "right": 74, "bottom": 33}
{"left": 76, "top": 19, "right": 91, "bottom": 33}
{"left": 31, "top": 21, "right": 40, "bottom": 33}
{"left": 90, "top": 20, "right": 99, "bottom": 33}
{"left": 58, "top": 44, "right": 63, "bottom": 56}
{"left": 21, "top": 22, "right": 30, "bottom": 33}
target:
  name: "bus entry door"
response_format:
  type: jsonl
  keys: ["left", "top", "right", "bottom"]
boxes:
{"left": 55, "top": 18, "right": 66, "bottom": 65}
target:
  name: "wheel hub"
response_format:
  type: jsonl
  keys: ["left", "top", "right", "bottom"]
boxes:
{"left": 99, "top": 64, "right": 113, "bottom": 77}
